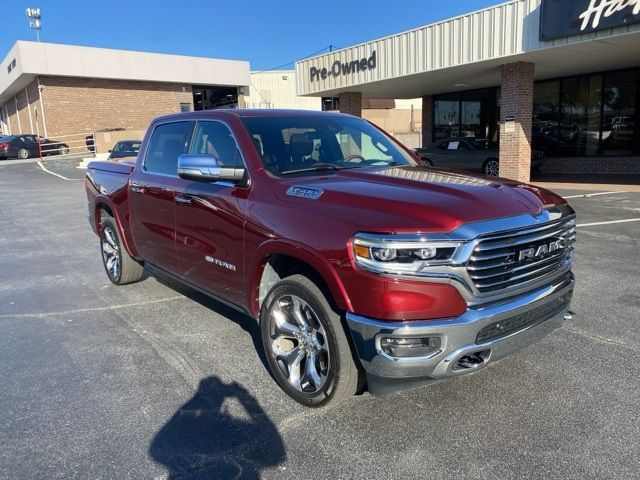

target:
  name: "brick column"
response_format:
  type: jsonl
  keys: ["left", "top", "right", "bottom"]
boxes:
{"left": 236, "top": 87, "right": 246, "bottom": 109}
{"left": 499, "top": 62, "right": 534, "bottom": 183}
{"left": 339, "top": 92, "right": 362, "bottom": 117}
{"left": 421, "top": 95, "right": 434, "bottom": 148}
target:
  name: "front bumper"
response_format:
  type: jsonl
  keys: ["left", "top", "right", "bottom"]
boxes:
{"left": 346, "top": 273, "right": 574, "bottom": 396}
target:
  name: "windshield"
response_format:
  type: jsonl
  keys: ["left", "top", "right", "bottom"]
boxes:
{"left": 241, "top": 115, "right": 416, "bottom": 176}
{"left": 114, "top": 141, "right": 141, "bottom": 153}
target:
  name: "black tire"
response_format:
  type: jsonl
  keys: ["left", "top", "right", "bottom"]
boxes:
{"left": 17, "top": 148, "right": 30, "bottom": 159}
{"left": 422, "top": 158, "right": 433, "bottom": 167}
{"left": 59, "top": 145, "right": 70, "bottom": 155}
{"left": 483, "top": 158, "right": 500, "bottom": 176}
{"left": 260, "top": 274, "right": 360, "bottom": 407}
{"left": 100, "top": 213, "right": 144, "bottom": 285}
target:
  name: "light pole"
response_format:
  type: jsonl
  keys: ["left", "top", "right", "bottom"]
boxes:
{"left": 25, "top": 8, "right": 42, "bottom": 42}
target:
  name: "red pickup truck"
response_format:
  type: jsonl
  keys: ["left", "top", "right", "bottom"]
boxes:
{"left": 85, "top": 110, "right": 575, "bottom": 407}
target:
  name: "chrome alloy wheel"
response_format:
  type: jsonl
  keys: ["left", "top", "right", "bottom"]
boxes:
{"left": 101, "top": 227, "right": 120, "bottom": 280}
{"left": 484, "top": 159, "right": 499, "bottom": 176}
{"left": 267, "top": 294, "right": 330, "bottom": 393}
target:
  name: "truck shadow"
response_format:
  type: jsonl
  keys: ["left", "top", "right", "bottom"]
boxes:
{"left": 152, "top": 274, "right": 271, "bottom": 376}
{"left": 149, "top": 376, "right": 286, "bottom": 480}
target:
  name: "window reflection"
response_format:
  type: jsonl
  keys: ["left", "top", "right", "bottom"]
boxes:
{"left": 602, "top": 72, "right": 638, "bottom": 155}
{"left": 436, "top": 69, "right": 639, "bottom": 158}
{"left": 531, "top": 69, "right": 638, "bottom": 157}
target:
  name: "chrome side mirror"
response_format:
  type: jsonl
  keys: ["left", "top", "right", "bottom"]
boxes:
{"left": 177, "top": 154, "right": 245, "bottom": 183}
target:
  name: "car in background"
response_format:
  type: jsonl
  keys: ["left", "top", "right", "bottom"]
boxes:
{"left": 0, "top": 134, "right": 70, "bottom": 160}
{"left": 86, "top": 128, "right": 126, "bottom": 152}
{"left": 107, "top": 140, "right": 141, "bottom": 161}
{"left": 413, "top": 138, "right": 545, "bottom": 176}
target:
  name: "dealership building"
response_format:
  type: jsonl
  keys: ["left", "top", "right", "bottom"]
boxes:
{"left": 296, "top": 0, "right": 640, "bottom": 181}
{"left": 0, "top": 41, "right": 250, "bottom": 143}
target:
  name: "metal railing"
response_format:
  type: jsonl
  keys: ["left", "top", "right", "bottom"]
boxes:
{"left": 38, "top": 132, "right": 95, "bottom": 160}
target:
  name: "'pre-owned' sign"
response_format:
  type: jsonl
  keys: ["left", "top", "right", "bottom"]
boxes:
{"left": 540, "top": 0, "right": 640, "bottom": 41}
{"left": 309, "top": 51, "right": 376, "bottom": 82}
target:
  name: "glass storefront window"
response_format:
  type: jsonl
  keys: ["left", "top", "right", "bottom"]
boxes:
{"left": 434, "top": 94, "right": 459, "bottom": 140}
{"left": 560, "top": 77, "right": 589, "bottom": 156}
{"left": 602, "top": 71, "right": 638, "bottom": 155}
{"left": 585, "top": 75, "right": 603, "bottom": 156}
{"left": 435, "top": 69, "right": 639, "bottom": 157}
{"left": 533, "top": 81, "right": 562, "bottom": 155}
{"left": 433, "top": 89, "right": 498, "bottom": 144}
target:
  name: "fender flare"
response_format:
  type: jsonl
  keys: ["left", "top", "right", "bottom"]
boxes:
{"left": 246, "top": 239, "right": 353, "bottom": 318}
{"left": 93, "top": 195, "right": 140, "bottom": 259}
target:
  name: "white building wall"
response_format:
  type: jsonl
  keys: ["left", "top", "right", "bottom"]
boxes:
{"left": 296, "top": 0, "right": 640, "bottom": 96}
{"left": 0, "top": 41, "right": 251, "bottom": 104}
{"left": 245, "top": 71, "right": 321, "bottom": 110}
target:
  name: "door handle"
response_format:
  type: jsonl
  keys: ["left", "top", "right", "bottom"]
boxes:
{"left": 175, "top": 194, "right": 193, "bottom": 205}
{"left": 129, "top": 182, "right": 145, "bottom": 194}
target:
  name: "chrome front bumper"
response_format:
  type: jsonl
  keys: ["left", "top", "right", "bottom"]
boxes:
{"left": 346, "top": 273, "right": 574, "bottom": 396}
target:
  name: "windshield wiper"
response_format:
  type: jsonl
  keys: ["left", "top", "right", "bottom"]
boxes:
{"left": 280, "top": 163, "right": 345, "bottom": 175}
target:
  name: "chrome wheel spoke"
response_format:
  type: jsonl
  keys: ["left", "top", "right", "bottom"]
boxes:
{"left": 272, "top": 302, "right": 302, "bottom": 338}
{"left": 283, "top": 347, "right": 305, "bottom": 390}
{"left": 104, "top": 229, "right": 118, "bottom": 248}
{"left": 102, "top": 242, "right": 114, "bottom": 256}
{"left": 291, "top": 296, "right": 311, "bottom": 329}
{"left": 112, "top": 257, "right": 119, "bottom": 278}
{"left": 304, "top": 353, "right": 324, "bottom": 389}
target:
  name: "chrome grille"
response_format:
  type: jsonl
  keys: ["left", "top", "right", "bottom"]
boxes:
{"left": 466, "top": 217, "right": 576, "bottom": 294}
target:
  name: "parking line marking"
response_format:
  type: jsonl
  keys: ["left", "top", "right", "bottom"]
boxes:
{"left": 577, "top": 218, "right": 640, "bottom": 228}
{"left": 0, "top": 295, "right": 187, "bottom": 318}
{"left": 563, "top": 191, "right": 628, "bottom": 199}
{"left": 36, "top": 160, "right": 74, "bottom": 181}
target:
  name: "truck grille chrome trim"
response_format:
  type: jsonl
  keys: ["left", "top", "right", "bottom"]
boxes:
{"left": 466, "top": 217, "right": 575, "bottom": 294}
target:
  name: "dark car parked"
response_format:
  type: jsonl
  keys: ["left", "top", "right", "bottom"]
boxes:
{"left": 413, "top": 138, "right": 545, "bottom": 176}
{"left": 107, "top": 140, "right": 141, "bottom": 161}
{"left": 0, "top": 134, "right": 70, "bottom": 160}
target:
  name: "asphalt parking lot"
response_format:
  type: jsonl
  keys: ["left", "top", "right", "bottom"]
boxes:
{"left": 1, "top": 161, "right": 639, "bottom": 479}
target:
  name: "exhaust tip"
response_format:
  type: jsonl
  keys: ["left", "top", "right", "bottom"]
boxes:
{"left": 564, "top": 310, "right": 575, "bottom": 321}
{"left": 453, "top": 349, "right": 490, "bottom": 371}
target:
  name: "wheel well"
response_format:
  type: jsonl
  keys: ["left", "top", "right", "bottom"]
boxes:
{"left": 257, "top": 254, "right": 335, "bottom": 313}
{"left": 95, "top": 203, "right": 114, "bottom": 231}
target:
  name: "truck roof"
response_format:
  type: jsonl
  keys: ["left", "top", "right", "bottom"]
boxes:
{"left": 152, "top": 109, "right": 353, "bottom": 123}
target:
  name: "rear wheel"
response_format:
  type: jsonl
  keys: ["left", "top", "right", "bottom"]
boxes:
{"left": 58, "top": 145, "right": 70, "bottom": 155}
{"left": 100, "top": 213, "right": 144, "bottom": 285}
{"left": 483, "top": 158, "right": 500, "bottom": 176}
{"left": 422, "top": 158, "right": 433, "bottom": 167}
{"left": 260, "top": 274, "right": 360, "bottom": 407}
{"left": 17, "top": 148, "right": 29, "bottom": 159}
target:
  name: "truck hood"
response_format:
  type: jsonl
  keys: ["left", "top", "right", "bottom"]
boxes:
{"left": 277, "top": 166, "right": 565, "bottom": 233}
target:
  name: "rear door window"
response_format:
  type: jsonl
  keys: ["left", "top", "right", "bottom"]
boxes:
{"left": 144, "top": 122, "right": 193, "bottom": 175}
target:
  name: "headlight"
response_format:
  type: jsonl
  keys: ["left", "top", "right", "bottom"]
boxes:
{"left": 352, "top": 233, "right": 463, "bottom": 276}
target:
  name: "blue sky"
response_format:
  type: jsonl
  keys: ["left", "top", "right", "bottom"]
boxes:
{"left": 2, "top": 1, "right": 502, "bottom": 70}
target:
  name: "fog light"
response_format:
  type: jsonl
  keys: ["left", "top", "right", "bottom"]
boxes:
{"left": 380, "top": 336, "right": 441, "bottom": 358}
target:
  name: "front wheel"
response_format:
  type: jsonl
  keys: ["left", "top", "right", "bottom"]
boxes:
{"left": 59, "top": 145, "right": 70, "bottom": 155}
{"left": 483, "top": 158, "right": 500, "bottom": 176}
{"left": 100, "top": 213, "right": 144, "bottom": 285}
{"left": 260, "top": 274, "right": 361, "bottom": 407}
